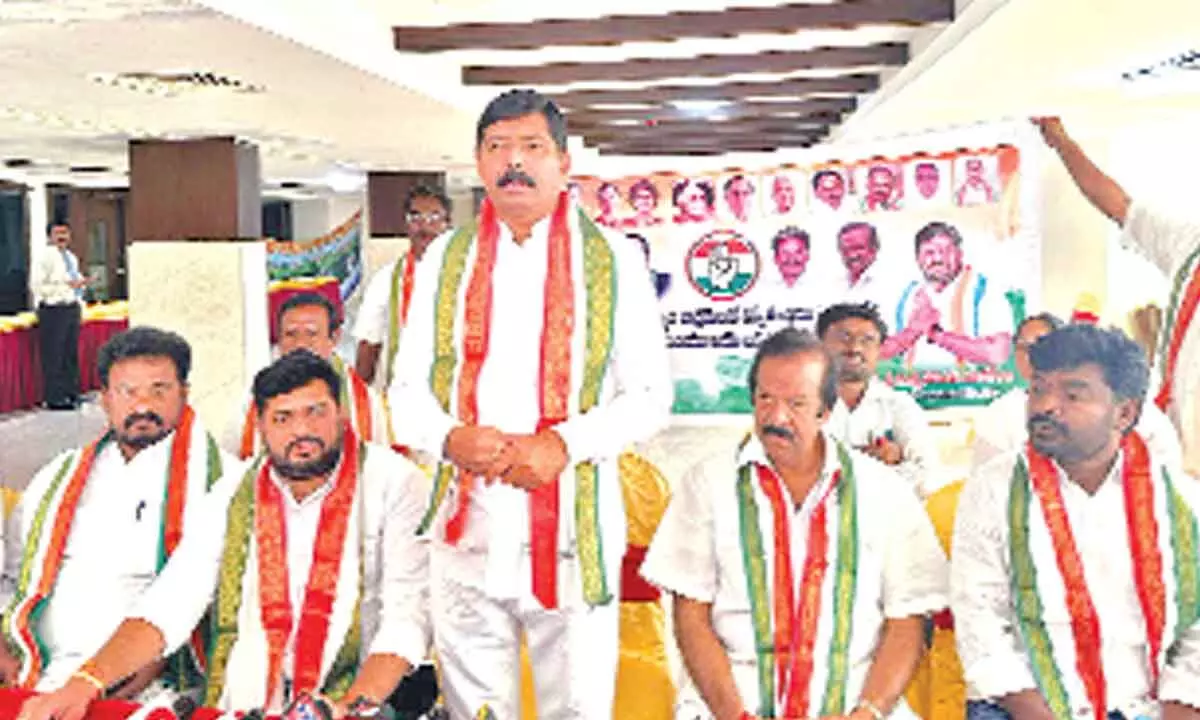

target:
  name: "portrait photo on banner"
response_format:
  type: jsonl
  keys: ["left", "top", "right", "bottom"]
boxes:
{"left": 573, "top": 124, "right": 1037, "bottom": 415}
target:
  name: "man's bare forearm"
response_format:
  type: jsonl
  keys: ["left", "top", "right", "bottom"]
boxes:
{"left": 856, "top": 616, "right": 926, "bottom": 714}
{"left": 931, "top": 331, "right": 1012, "bottom": 366}
{"left": 997, "top": 689, "right": 1055, "bottom": 720}
{"left": 339, "top": 654, "right": 412, "bottom": 708}
{"left": 82, "top": 618, "right": 167, "bottom": 691}
{"left": 674, "top": 596, "right": 745, "bottom": 720}
{"left": 355, "top": 342, "right": 382, "bottom": 384}
{"left": 1048, "top": 134, "right": 1131, "bottom": 225}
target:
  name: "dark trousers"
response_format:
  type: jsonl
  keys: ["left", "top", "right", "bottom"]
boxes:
{"left": 967, "top": 700, "right": 1128, "bottom": 720}
{"left": 36, "top": 301, "right": 81, "bottom": 406}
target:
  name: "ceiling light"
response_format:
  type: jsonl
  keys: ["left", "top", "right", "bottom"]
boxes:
{"left": 324, "top": 167, "right": 365, "bottom": 194}
{"left": 667, "top": 99, "right": 733, "bottom": 115}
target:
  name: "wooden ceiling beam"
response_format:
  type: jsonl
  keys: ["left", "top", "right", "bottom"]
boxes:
{"left": 395, "top": 0, "right": 953, "bottom": 53}
{"left": 582, "top": 123, "right": 825, "bottom": 143}
{"left": 463, "top": 43, "right": 907, "bottom": 85}
{"left": 548, "top": 73, "right": 878, "bottom": 109}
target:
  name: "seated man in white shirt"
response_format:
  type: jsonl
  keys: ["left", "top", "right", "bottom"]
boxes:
{"left": 971, "top": 312, "right": 1183, "bottom": 473}
{"left": 952, "top": 323, "right": 1200, "bottom": 720}
{"left": 17, "top": 349, "right": 431, "bottom": 720}
{"left": 642, "top": 327, "right": 948, "bottom": 720}
{"left": 0, "top": 327, "right": 231, "bottom": 700}
{"left": 223, "top": 291, "right": 392, "bottom": 459}
{"left": 818, "top": 302, "right": 940, "bottom": 497}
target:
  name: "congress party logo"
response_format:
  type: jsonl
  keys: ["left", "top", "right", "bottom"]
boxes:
{"left": 685, "top": 229, "right": 760, "bottom": 301}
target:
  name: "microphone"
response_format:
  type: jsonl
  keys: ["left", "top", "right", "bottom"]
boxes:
{"left": 172, "top": 695, "right": 199, "bottom": 720}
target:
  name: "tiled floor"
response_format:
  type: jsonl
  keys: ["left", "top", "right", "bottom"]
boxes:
{"left": 0, "top": 395, "right": 107, "bottom": 490}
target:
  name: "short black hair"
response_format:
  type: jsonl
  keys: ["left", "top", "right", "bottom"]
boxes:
{"left": 914, "top": 221, "right": 963, "bottom": 254}
{"left": 811, "top": 169, "right": 843, "bottom": 190}
{"left": 817, "top": 302, "right": 890, "bottom": 341}
{"left": 1028, "top": 324, "right": 1149, "bottom": 405}
{"left": 277, "top": 292, "right": 340, "bottom": 334}
{"left": 404, "top": 184, "right": 451, "bottom": 217}
{"left": 252, "top": 349, "right": 342, "bottom": 414}
{"left": 748, "top": 328, "right": 838, "bottom": 413}
{"left": 1017, "top": 312, "right": 1063, "bottom": 335}
{"left": 837, "top": 221, "right": 879, "bottom": 250}
{"left": 628, "top": 177, "right": 658, "bottom": 203}
{"left": 476, "top": 89, "right": 568, "bottom": 152}
{"left": 672, "top": 178, "right": 715, "bottom": 209}
{"left": 98, "top": 326, "right": 192, "bottom": 388}
{"left": 724, "top": 174, "right": 753, "bottom": 193}
{"left": 771, "top": 226, "right": 810, "bottom": 254}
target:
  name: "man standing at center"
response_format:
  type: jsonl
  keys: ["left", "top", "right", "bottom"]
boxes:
{"left": 390, "top": 89, "right": 673, "bottom": 718}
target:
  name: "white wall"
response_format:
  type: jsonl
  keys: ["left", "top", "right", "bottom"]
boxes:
{"left": 290, "top": 197, "right": 331, "bottom": 240}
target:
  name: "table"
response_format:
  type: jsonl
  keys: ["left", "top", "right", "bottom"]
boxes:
{"left": 0, "top": 688, "right": 237, "bottom": 719}
{"left": 0, "top": 304, "right": 129, "bottom": 414}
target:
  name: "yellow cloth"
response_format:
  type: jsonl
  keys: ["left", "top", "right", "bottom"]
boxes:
{"left": 904, "top": 480, "right": 966, "bottom": 720}
{"left": 518, "top": 451, "right": 675, "bottom": 719}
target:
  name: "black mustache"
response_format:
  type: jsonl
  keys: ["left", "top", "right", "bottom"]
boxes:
{"left": 761, "top": 424, "right": 794, "bottom": 441}
{"left": 497, "top": 168, "right": 536, "bottom": 188}
{"left": 285, "top": 435, "right": 327, "bottom": 454}
{"left": 1027, "top": 413, "right": 1068, "bottom": 435}
{"left": 124, "top": 411, "right": 164, "bottom": 429}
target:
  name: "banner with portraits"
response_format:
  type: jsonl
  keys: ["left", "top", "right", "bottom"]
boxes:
{"left": 266, "top": 210, "right": 364, "bottom": 301}
{"left": 572, "top": 121, "right": 1040, "bottom": 414}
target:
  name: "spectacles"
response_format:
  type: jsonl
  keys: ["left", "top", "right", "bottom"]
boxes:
{"left": 830, "top": 330, "right": 880, "bottom": 349}
{"left": 406, "top": 211, "right": 447, "bottom": 225}
{"left": 111, "top": 380, "right": 179, "bottom": 401}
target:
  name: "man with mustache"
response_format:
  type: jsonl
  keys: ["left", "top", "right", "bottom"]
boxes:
{"left": 354, "top": 185, "right": 452, "bottom": 390}
{"left": 886, "top": 221, "right": 1013, "bottom": 369}
{"left": 818, "top": 302, "right": 939, "bottom": 497}
{"left": 389, "top": 88, "right": 671, "bottom": 719}
{"left": 951, "top": 323, "right": 1200, "bottom": 720}
{"left": 970, "top": 312, "right": 1182, "bottom": 473}
{"left": 1035, "top": 117, "right": 1200, "bottom": 475}
{"left": 0, "top": 327, "right": 232, "bottom": 701}
{"left": 17, "top": 350, "right": 432, "bottom": 720}
{"left": 836, "top": 222, "right": 893, "bottom": 308}
{"left": 642, "top": 328, "right": 947, "bottom": 720}
{"left": 225, "top": 292, "right": 392, "bottom": 459}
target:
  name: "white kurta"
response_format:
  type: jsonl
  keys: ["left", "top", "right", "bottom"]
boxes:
{"left": 969, "top": 388, "right": 1185, "bottom": 476}
{"left": 837, "top": 265, "right": 894, "bottom": 311}
{"left": 32, "top": 246, "right": 82, "bottom": 306}
{"left": 1121, "top": 200, "right": 1200, "bottom": 473}
{"left": 1, "top": 426, "right": 235, "bottom": 691}
{"left": 129, "top": 444, "right": 431, "bottom": 713}
{"left": 388, "top": 207, "right": 672, "bottom": 719}
{"left": 641, "top": 432, "right": 948, "bottom": 719}
{"left": 825, "top": 380, "right": 940, "bottom": 498}
{"left": 895, "top": 267, "right": 1012, "bottom": 368}
{"left": 353, "top": 260, "right": 406, "bottom": 393}
{"left": 952, "top": 450, "right": 1200, "bottom": 715}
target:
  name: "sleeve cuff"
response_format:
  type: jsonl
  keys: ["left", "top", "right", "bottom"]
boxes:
{"left": 366, "top": 624, "right": 430, "bottom": 668}
{"left": 885, "top": 592, "right": 948, "bottom": 620}
{"left": 639, "top": 561, "right": 715, "bottom": 605}
{"left": 963, "top": 653, "right": 1038, "bottom": 700}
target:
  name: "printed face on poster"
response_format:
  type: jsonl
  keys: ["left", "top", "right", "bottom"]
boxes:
{"left": 575, "top": 124, "right": 1039, "bottom": 414}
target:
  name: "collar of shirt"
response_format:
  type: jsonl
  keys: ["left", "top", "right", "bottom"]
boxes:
{"left": 494, "top": 208, "right": 555, "bottom": 248}
{"left": 1047, "top": 449, "right": 1125, "bottom": 497}
{"left": 267, "top": 455, "right": 343, "bottom": 508}
{"left": 96, "top": 427, "right": 176, "bottom": 470}
{"left": 736, "top": 431, "right": 843, "bottom": 513}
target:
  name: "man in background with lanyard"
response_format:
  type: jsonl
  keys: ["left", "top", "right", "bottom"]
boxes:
{"left": 32, "top": 224, "right": 87, "bottom": 410}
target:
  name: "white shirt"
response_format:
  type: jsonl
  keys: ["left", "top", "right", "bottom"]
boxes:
{"left": 952, "top": 451, "right": 1200, "bottom": 713}
{"left": 1, "top": 432, "right": 236, "bottom": 691}
{"left": 838, "top": 265, "right": 893, "bottom": 309}
{"left": 970, "top": 388, "right": 1185, "bottom": 475}
{"left": 33, "top": 246, "right": 82, "bottom": 306}
{"left": 641, "top": 433, "right": 948, "bottom": 718}
{"left": 1121, "top": 200, "right": 1200, "bottom": 473}
{"left": 353, "top": 260, "right": 407, "bottom": 392}
{"left": 899, "top": 266, "right": 1011, "bottom": 368}
{"left": 131, "top": 444, "right": 431, "bottom": 712}
{"left": 390, "top": 209, "right": 673, "bottom": 603}
{"left": 826, "top": 380, "right": 940, "bottom": 497}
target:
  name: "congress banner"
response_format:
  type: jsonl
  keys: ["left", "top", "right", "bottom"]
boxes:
{"left": 266, "top": 210, "right": 364, "bottom": 301}
{"left": 573, "top": 122, "right": 1041, "bottom": 414}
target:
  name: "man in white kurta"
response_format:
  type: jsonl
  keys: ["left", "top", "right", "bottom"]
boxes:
{"left": 971, "top": 313, "right": 1184, "bottom": 473}
{"left": 223, "top": 291, "right": 392, "bottom": 459}
{"left": 0, "top": 327, "right": 232, "bottom": 698}
{"left": 353, "top": 186, "right": 451, "bottom": 392}
{"left": 886, "top": 221, "right": 1013, "bottom": 369}
{"left": 16, "top": 350, "right": 430, "bottom": 720}
{"left": 952, "top": 324, "right": 1200, "bottom": 720}
{"left": 390, "top": 90, "right": 672, "bottom": 719}
{"left": 1036, "top": 117, "right": 1200, "bottom": 474}
{"left": 819, "top": 302, "right": 940, "bottom": 497}
{"left": 642, "top": 328, "right": 946, "bottom": 720}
